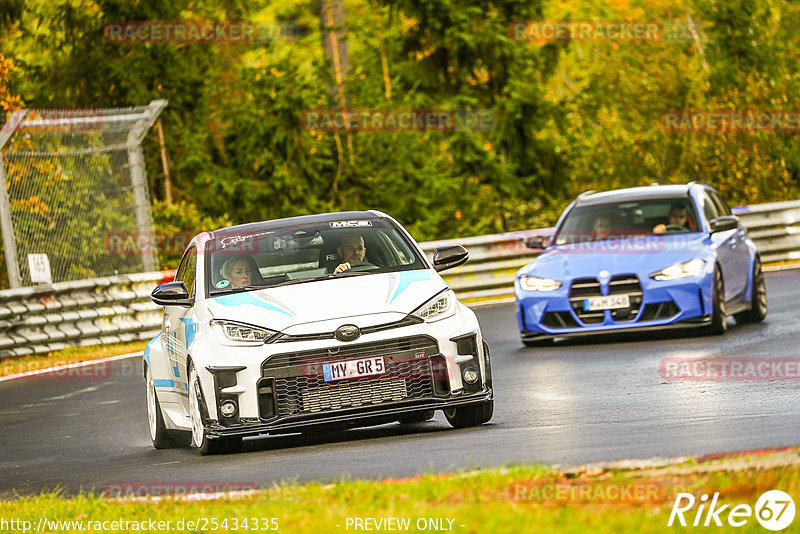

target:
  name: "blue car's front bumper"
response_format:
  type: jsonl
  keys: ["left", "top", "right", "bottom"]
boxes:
{"left": 515, "top": 271, "right": 715, "bottom": 340}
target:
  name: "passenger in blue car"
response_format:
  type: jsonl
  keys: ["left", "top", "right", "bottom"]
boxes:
{"left": 591, "top": 214, "right": 613, "bottom": 241}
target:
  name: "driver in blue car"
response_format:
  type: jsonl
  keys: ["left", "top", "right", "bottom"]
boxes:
{"left": 653, "top": 203, "right": 690, "bottom": 235}
{"left": 333, "top": 233, "right": 371, "bottom": 273}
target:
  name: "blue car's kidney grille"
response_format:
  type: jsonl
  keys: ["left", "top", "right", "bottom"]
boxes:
{"left": 608, "top": 275, "right": 643, "bottom": 322}
{"left": 569, "top": 275, "right": 643, "bottom": 325}
{"left": 569, "top": 278, "right": 604, "bottom": 324}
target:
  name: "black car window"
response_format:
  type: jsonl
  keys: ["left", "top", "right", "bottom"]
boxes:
{"left": 206, "top": 219, "right": 426, "bottom": 294}
{"left": 701, "top": 191, "right": 721, "bottom": 223}
{"left": 553, "top": 197, "right": 701, "bottom": 244}
{"left": 710, "top": 191, "right": 732, "bottom": 216}
{"left": 176, "top": 246, "right": 197, "bottom": 298}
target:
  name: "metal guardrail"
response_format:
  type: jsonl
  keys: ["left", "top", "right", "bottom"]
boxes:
{"left": 0, "top": 271, "right": 175, "bottom": 358}
{"left": 732, "top": 200, "right": 800, "bottom": 264}
{"left": 0, "top": 200, "right": 798, "bottom": 358}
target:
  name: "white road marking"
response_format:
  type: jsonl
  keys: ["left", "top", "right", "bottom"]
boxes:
{"left": 43, "top": 385, "right": 101, "bottom": 402}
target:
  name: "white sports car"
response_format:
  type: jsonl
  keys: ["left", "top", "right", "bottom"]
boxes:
{"left": 144, "top": 211, "right": 493, "bottom": 454}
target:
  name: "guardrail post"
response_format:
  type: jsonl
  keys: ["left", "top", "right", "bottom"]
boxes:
{"left": 0, "top": 110, "right": 29, "bottom": 289}
{"left": 127, "top": 100, "right": 167, "bottom": 274}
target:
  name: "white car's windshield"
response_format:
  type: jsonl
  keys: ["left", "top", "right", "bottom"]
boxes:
{"left": 554, "top": 198, "right": 702, "bottom": 245}
{"left": 206, "top": 218, "right": 425, "bottom": 294}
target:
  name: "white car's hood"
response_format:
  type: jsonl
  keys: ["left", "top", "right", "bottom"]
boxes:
{"left": 204, "top": 270, "right": 446, "bottom": 334}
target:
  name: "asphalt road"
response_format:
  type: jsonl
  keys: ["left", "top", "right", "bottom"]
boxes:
{"left": 1, "top": 269, "right": 799, "bottom": 496}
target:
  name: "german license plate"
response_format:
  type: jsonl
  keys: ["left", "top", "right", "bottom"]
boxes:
{"left": 323, "top": 356, "right": 385, "bottom": 382}
{"left": 583, "top": 295, "right": 630, "bottom": 311}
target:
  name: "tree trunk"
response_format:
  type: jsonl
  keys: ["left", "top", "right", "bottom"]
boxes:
{"left": 319, "top": 0, "right": 354, "bottom": 185}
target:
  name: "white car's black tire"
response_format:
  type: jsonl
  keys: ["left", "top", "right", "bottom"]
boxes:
{"left": 443, "top": 400, "right": 493, "bottom": 429}
{"left": 146, "top": 366, "right": 190, "bottom": 449}
{"left": 189, "top": 364, "right": 242, "bottom": 455}
{"left": 397, "top": 410, "right": 435, "bottom": 425}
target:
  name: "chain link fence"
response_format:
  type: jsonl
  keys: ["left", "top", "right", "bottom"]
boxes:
{"left": 0, "top": 100, "right": 166, "bottom": 287}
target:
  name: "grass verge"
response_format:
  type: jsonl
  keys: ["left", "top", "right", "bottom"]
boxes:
{"left": 2, "top": 454, "right": 798, "bottom": 533}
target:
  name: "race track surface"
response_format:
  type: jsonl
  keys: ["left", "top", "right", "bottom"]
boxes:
{"left": 1, "top": 270, "right": 798, "bottom": 496}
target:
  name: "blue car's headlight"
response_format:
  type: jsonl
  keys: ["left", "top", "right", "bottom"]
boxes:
{"left": 650, "top": 259, "right": 706, "bottom": 281}
{"left": 411, "top": 290, "right": 457, "bottom": 322}
{"left": 519, "top": 276, "right": 562, "bottom": 292}
{"left": 211, "top": 320, "right": 277, "bottom": 345}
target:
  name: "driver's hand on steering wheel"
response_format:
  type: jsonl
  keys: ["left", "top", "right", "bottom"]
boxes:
{"left": 652, "top": 224, "right": 667, "bottom": 235}
{"left": 333, "top": 262, "right": 351, "bottom": 274}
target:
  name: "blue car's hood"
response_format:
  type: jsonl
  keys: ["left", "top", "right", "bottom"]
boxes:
{"left": 520, "top": 234, "right": 710, "bottom": 279}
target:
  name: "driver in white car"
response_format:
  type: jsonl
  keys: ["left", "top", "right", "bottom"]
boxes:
{"left": 333, "top": 233, "right": 369, "bottom": 273}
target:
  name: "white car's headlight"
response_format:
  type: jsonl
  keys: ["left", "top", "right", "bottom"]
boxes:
{"left": 519, "top": 276, "right": 562, "bottom": 291}
{"left": 650, "top": 259, "right": 706, "bottom": 281}
{"left": 411, "top": 290, "right": 457, "bottom": 322}
{"left": 211, "top": 320, "right": 277, "bottom": 345}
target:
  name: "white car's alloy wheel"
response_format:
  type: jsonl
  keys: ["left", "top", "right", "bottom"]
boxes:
{"left": 145, "top": 365, "right": 190, "bottom": 448}
{"left": 189, "top": 365, "right": 206, "bottom": 449}
{"left": 188, "top": 364, "right": 242, "bottom": 455}
{"left": 146, "top": 368, "right": 158, "bottom": 442}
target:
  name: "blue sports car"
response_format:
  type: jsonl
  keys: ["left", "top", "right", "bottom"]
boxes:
{"left": 515, "top": 183, "right": 767, "bottom": 346}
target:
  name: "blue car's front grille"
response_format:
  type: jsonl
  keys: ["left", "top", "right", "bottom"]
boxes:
{"left": 608, "top": 275, "right": 643, "bottom": 322}
{"left": 569, "top": 278, "right": 604, "bottom": 324}
{"left": 568, "top": 274, "right": 643, "bottom": 325}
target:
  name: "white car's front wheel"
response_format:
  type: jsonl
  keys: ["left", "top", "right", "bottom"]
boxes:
{"left": 443, "top": 400, "right": 493, "bottom": 429}
{"left": 188, "top": 364, "right": 242, "bottom": 455}
{"left": 146, "top": 366, "right": 190, "bottom": 449}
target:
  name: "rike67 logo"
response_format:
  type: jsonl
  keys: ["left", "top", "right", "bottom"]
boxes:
{"left": 668, "top": 490, "right": 795, "bottom": 530}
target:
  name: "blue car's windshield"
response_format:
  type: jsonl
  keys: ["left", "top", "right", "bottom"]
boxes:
{"left": 554, "top": 198, "right": 701, "bottom": 245}
{"left": 205, "top": 218, "right": 425, "bottom": 294}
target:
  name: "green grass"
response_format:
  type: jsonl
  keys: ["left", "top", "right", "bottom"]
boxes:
{"left": 2, "top": 462, "right": 798, "bottom": 533}
{"left": 0, "top": 340, "right": 146, "bottom": 378}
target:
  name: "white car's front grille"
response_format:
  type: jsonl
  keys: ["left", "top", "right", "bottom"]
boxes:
{"left": 261, "top": 335, "right": 439, "bottom": 417}
{"left": 299, "top": 378, "right": 408, "bottom": 413}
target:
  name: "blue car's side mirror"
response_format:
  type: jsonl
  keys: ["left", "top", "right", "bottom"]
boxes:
{"left": 710, "top": 215, "right": 739, "bottom": 233}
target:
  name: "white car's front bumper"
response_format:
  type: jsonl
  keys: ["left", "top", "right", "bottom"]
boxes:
{"left": 189, "top": 304, "right": 493, "bottom": 438}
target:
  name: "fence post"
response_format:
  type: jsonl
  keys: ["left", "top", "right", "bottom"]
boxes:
{"left": 0, "top": 110, "right": 29, "bottom": 289}
{"left": 126, "top": 100, "right": 167, "bottom": 273}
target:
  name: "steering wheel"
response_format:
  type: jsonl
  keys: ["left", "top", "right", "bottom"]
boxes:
{"left": 344, "top": 261, "right": 380, "bottom": 272}
{"left": 665, "top": 224, "right": 687, "bottom": 233}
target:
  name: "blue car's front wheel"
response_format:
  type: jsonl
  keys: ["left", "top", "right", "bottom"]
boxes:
{"left": 705, "top": 265, "right": 727, "bottom": 336}
{"left": 735, "top": 258, "right": 768, "bottom": 324}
